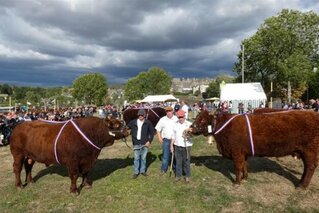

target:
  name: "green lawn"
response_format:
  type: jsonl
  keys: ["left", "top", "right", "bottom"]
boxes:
{"left": 1, "top": 135, "right": 319, "bottom": 213}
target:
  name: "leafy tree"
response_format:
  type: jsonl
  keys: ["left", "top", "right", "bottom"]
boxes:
{"left": 44, "top": 87, "right": 63, "bottom": 99}
{"left": 0, "top": 84, "right": 13, "bottom": 95}
{"left": 124, "top": 67, "right": 172, "bottom": 101}
{"left": 25, "top": 91, "right": 41, "bottom": 105}
{"left": 72, "top": 72, "right": 108, "bottom": 106}
{"left": 233, "top": 9, "right": 319, "bottom": 101}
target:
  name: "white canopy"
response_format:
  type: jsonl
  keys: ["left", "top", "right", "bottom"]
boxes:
{"left": 220, "top": 82, "right": 267, "bottom": 113}
{"left": 141, "top": 95, "right": 178, "bottom": 103}
{"left": 220, "top": 82, "right": 267, "bottom": 100}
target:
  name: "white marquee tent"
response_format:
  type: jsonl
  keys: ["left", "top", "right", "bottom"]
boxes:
{"left": 141, "top": 95, "right": 179, "bottom": 103}
{"left": 220, "top": 82, "right": 267, "bottom": 113}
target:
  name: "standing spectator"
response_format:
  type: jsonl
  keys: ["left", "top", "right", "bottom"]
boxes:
{"left": 316, "top": 99, "right": 319, "bottom": 111}
{"left": 221, "top": 101, "right": 228, "bottom": 112}
{"left": 228, "top": 101, "right": 233, "bottom": 113}
{"left": 238, "top": 103, "right": 244, "bottom": 114}
{"left": 170, "top": 109, "right": 193, "bottom": 182}
{"left": 192, "top": 103, "right": 201, "bottom": 119}
{"left": 174, "top": 102, "right": 181, "bottom": 112}
{"left": 127, "top": 109, "right": 154, "bottom": 179}
{"left": 155, "top": 106, "right": 178, "bottom": 175}
{"left": 311, "top": 99, "right": 319, "bottom": 112}
{"left": 181, "top": 101, "right": 189, "bottom": 119}
{"left": 247, "top": 103, "right": 252, "bottom": 113}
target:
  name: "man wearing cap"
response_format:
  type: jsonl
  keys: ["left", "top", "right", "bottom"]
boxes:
{"left": 155, "top": 106, "right": 178, "bottom": 175}
{"left": 127, "top": 109, "right": 154, "bottom": 179}
{"left": 171, "top": 109, "right": 193, "bottom": 182}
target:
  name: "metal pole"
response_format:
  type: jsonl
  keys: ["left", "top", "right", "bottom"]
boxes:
{"left": 9, "top": 96, "right": 12, "bottom": 112}
{"left": 288, "top": 81, "right": 291, "bottom": 104}
{"left": 307, "top": 87, "right": 309, "bottom": 106}
{"left": 54, "top": 99, "right": 56, "bottom": 113}
{"left": 169, "top": 150, "right": 174, "bottom": 177}
{"left": 241, "top": 45, "right": 245, "bottom": 83}
{"left": 270, "top": 81, "right": 273, "bottom": 108}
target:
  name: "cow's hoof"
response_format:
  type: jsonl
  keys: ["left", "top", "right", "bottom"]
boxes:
{"left": 232, "top": 182, "right": 241, "bottom": 188}
{"left": 296, "top": 184, "right": 308, "bottom": 190}
{"left": 81, "top": 183, "right": 92, "bottom": 189}
{"left": 84, "top": 185, "right": 92, "bottom": 189}
{"left": 70, "top": 189, "right": 79, "bottom": 196}
{"left": 16, "top": 185, "right": 23, "bottom": 190}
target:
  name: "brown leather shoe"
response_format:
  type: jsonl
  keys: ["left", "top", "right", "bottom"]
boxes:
{"left": 141, "top": 173, "right": 148, "bottom": 177}
{"left": 132, "top": 174, "right": 138, "bottom": 179}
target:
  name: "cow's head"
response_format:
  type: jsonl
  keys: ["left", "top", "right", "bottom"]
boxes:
{"left": 106, "top": 117, "right": 129, "bottom": 140}
{"left": 190, "top": 109, "right": 215, "bottom": 136}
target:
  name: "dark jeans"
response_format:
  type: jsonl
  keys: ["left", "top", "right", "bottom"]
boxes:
{"left": 174, "top": 145, "right": 191, "bottom": 178}
{"left": 161, "top": 138, "right": 172, "bottom": 172}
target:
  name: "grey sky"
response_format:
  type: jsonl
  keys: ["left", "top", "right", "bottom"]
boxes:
{"left": 0, "top": 0, "right": 318, "bottom": 86}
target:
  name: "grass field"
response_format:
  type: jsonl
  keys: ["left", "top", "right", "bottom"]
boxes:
{"left": 1, "top": 135, "right": 319, "bottom": 213}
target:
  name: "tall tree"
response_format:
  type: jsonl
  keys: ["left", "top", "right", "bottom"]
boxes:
{"left": 72, "top": 72, "right": 108, "bottom": 106}
{"left": 25, "top": 91, "right": 41, "bottom": 105}
{"left": 0, "top": 84, "right": 13, "bottom": 95}
{"left": 233, "top": 9, "right": 319, "bottom": 101}
{"left": 124, "top": 67, "right": 172, "bottom": 101}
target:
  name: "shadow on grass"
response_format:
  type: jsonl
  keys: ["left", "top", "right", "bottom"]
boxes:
{"left": 192, "top": 155, "right": 301, "bottom": 186}
{"left": 33, "top": 152, "right": 157, "bottom": 183}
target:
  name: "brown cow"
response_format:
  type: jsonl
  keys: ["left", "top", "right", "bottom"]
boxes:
{"left": 253, "top": 108, "right": 288, "bottom": 114}
{"left": 10, "top": 116, "right": 128, "bottom": 194}
{"left": 122, "top": 107, "right": 166, "bottom": 127}
{"left": 191, "top": 109, "right": 319, "bottom": 188}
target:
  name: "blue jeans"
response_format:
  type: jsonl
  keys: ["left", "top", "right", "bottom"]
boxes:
{"left": 161, "top": 138, "right": 172, "bottom": 172}
{"left": 133, "top": 145, "right": 148, "bottom": 175}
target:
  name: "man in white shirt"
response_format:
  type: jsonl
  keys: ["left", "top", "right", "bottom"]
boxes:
{"left": 170, "top": 109, "right": 193, "bottom": 182}
{"left": 155, "top": 106, "right": 178, "bottom": 175}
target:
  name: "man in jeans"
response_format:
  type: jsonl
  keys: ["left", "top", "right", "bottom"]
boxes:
{"left": 170, "top": 109, "right": 193, "bottom": 182}
{"left": 155, "top": 106, "right": 178, "bottom": 175}
{"left": 127, "top": 109, "right": 154, "bottom": 179}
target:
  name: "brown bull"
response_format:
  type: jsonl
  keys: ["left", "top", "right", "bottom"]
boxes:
{"left": 122, "top": 107, "right": 166, "bottom": 127}
{"left": 10, "top": 116, "right": 128, "bottom": 194}
{"left": 191, "top": 110, "right": 319, "bottom": 188}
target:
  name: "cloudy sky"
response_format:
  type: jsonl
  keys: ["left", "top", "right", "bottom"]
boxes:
{"left": 0, "top": 0, "right": 318, "bottom": 87}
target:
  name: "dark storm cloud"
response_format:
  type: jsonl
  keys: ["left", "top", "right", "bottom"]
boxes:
{"left": 0, "top": 0, "right": 317, "bottom": 86}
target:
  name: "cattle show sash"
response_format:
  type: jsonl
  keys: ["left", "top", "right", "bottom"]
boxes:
{"left": 214, "top": 114, "right": 255, "bottom": 156}
{"left": 39, "top": 119, "right": 101, "bottom": 164}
